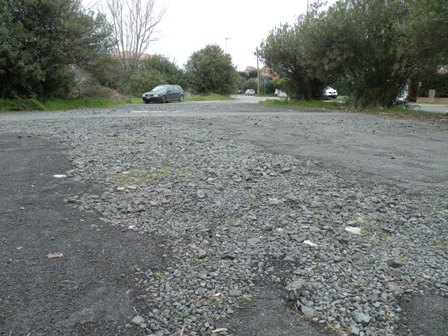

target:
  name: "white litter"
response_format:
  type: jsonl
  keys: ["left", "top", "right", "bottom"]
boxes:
{"left": 53, "top": 174, "right": 67, "bottom": 178}
{"left": 345, "top": 226, "right": 362, "bottom": 235}
{"left": 304, "top": 240, "right": 318, "bottom": 247}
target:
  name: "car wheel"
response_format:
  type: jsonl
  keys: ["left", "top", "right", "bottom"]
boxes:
{"left": 179, "top": 95, "right": 184, "bottom": 102}
{"left": 161, "top": 96, "right": 166, "bottom": 103}
{"left": 143, "top": 99, "right": 149, "bottom": 104}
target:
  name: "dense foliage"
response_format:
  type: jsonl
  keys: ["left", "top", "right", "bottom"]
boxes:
{"left": 260, "top": 21, "right": 326, "bottom": 100}
{"left": 2, "top": 0, "right": 445, "bottom": 104}
{"left": 0, "top": 0, "right": 113, "bottom": 99}
{"left": 260, "top": 0, "right": 448, "bottom": 107}
{"left": 121, "top": 55, "right": 184, "bottom": 96}
{"left": 419, "top": 73, "right": 448, "bottom": 98}
{"left": 185, "top": 45, "right": 238, "bottom": 95}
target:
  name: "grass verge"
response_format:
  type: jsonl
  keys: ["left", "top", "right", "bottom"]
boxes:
{"left": 262, "top": 99, "right": 345, "bottom": 110}
{"left": 185, "top": 94, "right": 232, "bottom": 102}
{"left": 261, "top": 99, "right": 448, "bottom": 123}
{"left": 0, "top": 94, "right": 231, "bottom": 112}
{"left": 0, "top": 97, "right": 141, "bottom": 112}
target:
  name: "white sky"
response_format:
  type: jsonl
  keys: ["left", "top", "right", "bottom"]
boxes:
{"left": 83, "top": 0, "right": 322, "bottom": 71}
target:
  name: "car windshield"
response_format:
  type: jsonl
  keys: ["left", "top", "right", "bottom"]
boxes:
{"left": 151, "top": 86, "right": 166, "bottom": 93}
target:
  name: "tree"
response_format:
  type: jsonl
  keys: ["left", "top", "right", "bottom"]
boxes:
{"left": 86, "top": 55, "right": 124, "bottom": 90}
{"left": 141, "top": 55, "right": 184, "bottom": 85}
{"left": 260, "top": 19, "right": 326, "bottom": 100}
{"left": 261, "top": 0, "right": 447, "bottom": 107}
{"left": 120, "top": 55, "right": 184, "bottom": 96}
{"left": 317, "top": 0, "right": 414, "bottom": 107}
{"left": 121, "top": 68, "right": 164, "bottom": 96}
{"left": 0, "top": 0, "right": 113, "bottom": 99}
{"left": 401, "top": 0, "right": 448, "bottom": 101}
{"left": 104, "top": 0, "right": 166, "bottom": 72}
{"left": 185, "top": 45, "right": 238, "bottom": 95}
{"left": 302, "top": 0, "right": 448, "bottom": 108}
{"left": 242, "top": 78, "right": 258, "bottom": 92}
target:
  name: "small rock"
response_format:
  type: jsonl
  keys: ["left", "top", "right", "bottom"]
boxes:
{"left": 131, "top": 315, "right": 145, "bottom": 325}
{"left": 283, "top": 278, "right": 306, "bottom": 301}
{"left": 197, "top": 249, "right": 208, "bottom": 259}
{"left": 267, "top": 198, "right": 283, "bottom": 205}
{"left": 301, "top": 305, "right": 316, "bottom": 318}
{"left": 283, "top": 255, "right": 295, "bottom": 262}
{"left": 221, "top": 253, "right": 236, "bottom": 260}
{"left": 229, "top": 289, "right": 242, "bottom": 297}
{"left": 197, "top": 189, "right": 206, "bottom": 199}
{"left": 247, "top": 237, "right": 260, "bottom": 245}
{"left": 349, "top": 324, "right": 361, "bottom": 336}
{"left": 385, "top": 282, "right": 404, "bottom": 296}
{"left": 387, "top": 258, "right": 404, "bottom": 268}
{"left": 352, "top": 311, "right": 371, "bottom": 326}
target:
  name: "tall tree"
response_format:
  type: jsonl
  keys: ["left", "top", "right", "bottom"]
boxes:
{"left": 0, "top": 0, "right": 113, "bottom": 99}
{"left": 121, "top": 55, "right": 184, "bottom": 96}
{"left": 185, "top": 45, "right": 237, "bottom": 95}
{"left": 104, "top": 0, "right": 166, "bottom": 72}
{"left": 401, "top": 0, "right": 448, "bottom": 100}
{"left": 302, "top": 0, "right": 447, "bottom": 107}
{"left": 141, "top": 55, "right": 183, "bottom": 84}
{"left": 260, "top": 17, "right": 327, "bottom": 100}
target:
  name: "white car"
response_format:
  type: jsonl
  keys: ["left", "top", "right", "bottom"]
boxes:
{"left": 245, "top": 89, "right": 255, "bottom": 96}
{"left": 322, "top": 86, "right": 338, "bottom": 99}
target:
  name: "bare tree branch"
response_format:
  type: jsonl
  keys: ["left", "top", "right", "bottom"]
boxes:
{"left": 104, "top": 0, "right": 166, "bottom": 72}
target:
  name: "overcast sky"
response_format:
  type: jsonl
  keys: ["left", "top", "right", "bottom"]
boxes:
{"left": 83, "top": 0, "right": 326, "bottom": 71}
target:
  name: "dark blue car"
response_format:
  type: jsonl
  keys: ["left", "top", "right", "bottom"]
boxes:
{"left": 142, "top": 85, "right": 184, "bottom": 103}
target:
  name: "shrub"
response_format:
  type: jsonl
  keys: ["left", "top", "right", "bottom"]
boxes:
{"left": 0, "top": 98, "right": 45, "bottom": 112}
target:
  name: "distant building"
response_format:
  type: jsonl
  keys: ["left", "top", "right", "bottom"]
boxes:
{"left": 110, "top": 51, "right": 152, "bottom": 61}
{"left": 110, "top": 50, "right": 152, "bottom": 70}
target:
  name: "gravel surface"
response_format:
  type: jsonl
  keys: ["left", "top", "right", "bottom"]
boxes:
{"left": 1, "top": 101, "right": 447, "bottom": 335}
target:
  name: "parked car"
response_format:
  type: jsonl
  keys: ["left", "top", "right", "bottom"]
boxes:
{"left": 142, "top": 85, "right": 184, "bottom": 103}
{"left": 396, "top": 85, "right": 408, "bottom": 104}
{"left": 322, "top": 86, "right": 338, "bottom": 99}
{"left": 245, "top": 89, "right": 255, "bottom": 96}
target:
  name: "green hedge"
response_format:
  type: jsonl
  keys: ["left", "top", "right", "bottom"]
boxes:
{"left": 419, "top": 73, "right": 448, "bottom": 98}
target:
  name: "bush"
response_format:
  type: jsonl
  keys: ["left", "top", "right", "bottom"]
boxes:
{"left": 0, "top": 98, "right": 45, "bottom": 112}
{"left": 242, "top": 79, "right": 258, "bottom": 92}
{"left": 419, "top": 73, "right": 448, "bottom": 98}
{"left": 185, "top": 45, "right": 237, "bottom": 95}
{"left": 121, "top": 69, "right": 165, "bottom": 96}
{"left": 82, "top": 85, "right": 121, "bottom": 99}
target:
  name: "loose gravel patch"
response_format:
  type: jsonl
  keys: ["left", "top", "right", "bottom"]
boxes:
{"left": 1, "top": 104, "right": 447, "bottom": 336}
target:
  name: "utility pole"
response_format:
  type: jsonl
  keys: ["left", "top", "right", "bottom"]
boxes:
{"left": 256, "top": 47, "right": 260, "bottom": 95}
{"left": 307, "top": 0, "right": 309, "bottom": 15}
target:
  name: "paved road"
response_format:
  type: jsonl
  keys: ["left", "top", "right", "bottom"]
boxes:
{"left": 413, "top": 103, "right": 448, "bottom": 114}
{"left": 232, "top": 95, "right": 448, "bottom": 114}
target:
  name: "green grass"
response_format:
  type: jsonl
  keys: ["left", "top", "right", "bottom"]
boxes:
{"left": 262, "top": 99, "right": 346, "bottom": 110}
{"left": 255, "top": 93, "right": 277, "bottom": 97}
{"left": 0, "top": 93, "right": 232, "bottom": 112}
{"left": 185, "top": 93, "right": 232, "bottom": 102}
{"left": 43, "top": 97, "right": 140, "bottom": 110}
{"left": 261, "top": 99, "right": 448, "bottom": 122}
{"left": 239, "top": 294, "right": 254, "bottom": 303}
{"left": 0, "top": 97, "right": 141, "bottom": 112}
